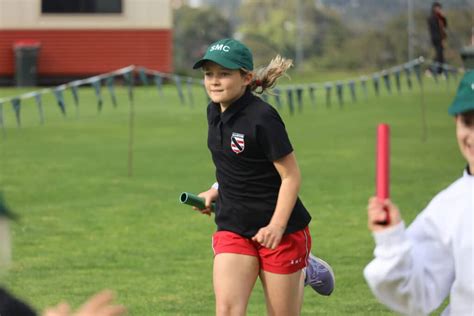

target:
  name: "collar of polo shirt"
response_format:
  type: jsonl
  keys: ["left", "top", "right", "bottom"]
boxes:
{"left": 210, "top": 89, "right": 254, "bottom": 124}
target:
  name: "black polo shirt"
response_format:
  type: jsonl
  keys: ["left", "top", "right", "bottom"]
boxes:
{"left": 207, "top": 88, "right": 311, "bottom": 238}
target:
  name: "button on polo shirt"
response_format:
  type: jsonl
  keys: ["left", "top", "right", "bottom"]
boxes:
{"left": 207, "top": 89, "right": 311, "bottom": 238}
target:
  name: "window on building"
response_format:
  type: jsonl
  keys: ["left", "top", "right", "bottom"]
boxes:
{"left": 42, "top": 0, "right": 122, "bottom": 14}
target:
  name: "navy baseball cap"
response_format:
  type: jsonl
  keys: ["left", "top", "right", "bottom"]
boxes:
{"left": 193, "top": 38, "right": 254, "bottom": 71}
{"left": 448, "top": 71, "right": 474, "bottom": 116}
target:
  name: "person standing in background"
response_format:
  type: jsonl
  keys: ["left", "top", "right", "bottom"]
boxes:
{"left": 427, "top": 1, "right": 448, "bottom": 74}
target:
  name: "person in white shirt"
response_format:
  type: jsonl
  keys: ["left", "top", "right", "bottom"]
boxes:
{"left": 364, "top": 71, "right": 474, "bottom": 316}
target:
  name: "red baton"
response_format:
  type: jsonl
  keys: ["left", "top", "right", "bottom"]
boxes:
{"left": 376, "top": 124, "right": 390, "bottom": 225}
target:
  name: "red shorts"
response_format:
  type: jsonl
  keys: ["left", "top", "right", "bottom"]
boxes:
{"left": 212, "top": 227, "right": 312, "bottom": 274}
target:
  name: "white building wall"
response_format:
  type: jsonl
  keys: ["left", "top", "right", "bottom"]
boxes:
{"left": 0, "top": 0, "right": 172, "bottom": 29}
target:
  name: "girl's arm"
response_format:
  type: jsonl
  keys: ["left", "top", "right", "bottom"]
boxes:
{"left": 252, "top": 152, "right": 301, "bottom": 249}
{"left": 195, "top": 183, "right": 218, "bottom": 216}
{"left": 364, "top": 199, "right": 454, "bottom": 314}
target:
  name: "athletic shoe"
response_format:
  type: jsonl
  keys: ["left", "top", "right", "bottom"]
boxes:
{"left": 304, "top": 253, "right": 335, "bottom": 296}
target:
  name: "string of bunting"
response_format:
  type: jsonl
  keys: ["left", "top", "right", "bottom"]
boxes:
{"left": 0, "top": 65, "right": 134, "bottom": 129}
{"left": 270, "top": 57, "right": 462, "bottom": 115}
{"left": 0, "top": 57, "right": 464, "bottom": 130}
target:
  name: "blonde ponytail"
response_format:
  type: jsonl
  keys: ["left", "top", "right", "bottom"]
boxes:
{"left": 248, "top": 55, "right": 293, "bottom": 94}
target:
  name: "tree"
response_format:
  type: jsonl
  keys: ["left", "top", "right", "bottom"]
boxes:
{"left": 237, "top": 0, "right": 351, "bottom": 69}
{"left": 173, "top": 5, "right": 232, "bottom": 74}
{"left": 311, "top": 7, "right": 472, "bottom": 70}
{"left": 174, "top": 1, "right": 472, "bottom": 72}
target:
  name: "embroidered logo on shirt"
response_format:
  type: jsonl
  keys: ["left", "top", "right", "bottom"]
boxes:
{"left": 231, "top": 132, "right": 245, "bottom": 154}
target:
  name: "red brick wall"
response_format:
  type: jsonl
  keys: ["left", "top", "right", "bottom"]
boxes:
{"left": 0, "top": 29, "right": 173, "bottom": 76}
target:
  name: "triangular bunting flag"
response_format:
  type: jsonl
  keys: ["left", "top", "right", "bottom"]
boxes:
{"left": 443, "top": 68, "right": 450, "bottom": 82}
{"left": 404, "top": 65, "right": 413, "bottom": 90}
{"left": 105, "top": 76, "right": 118, "bottom": 107}
{"left": 325, "top": 83, "right": 332, "bottom": 107}
{"left": 123, "top": 71, "right": 134, "bottom": 104}
{"left": 138, "top": 68, "right": 149, "bottom": 86}
{"left": 433, "top": 70, "right": 439, "bottom": 84}
{"left": 429, "top": 62, "right": 437, "bottom": 76}
{"left": 71, "top": 84, "right": 80, "bottom": 107}
{"left": 360, "top": 77, "right": 368, "bottom": 100}
{"left": 0, "top": 101, "right": 4, "bottom": 136}
{"left": 372, "top": 74, "right": 380, "bottom": 96}
{"left": 186, "top": 77, "right": 194, "bottom": 107}
{"left": 394, "top": 68, "right": 402, "bottom": 93}
{"left": 430, "top": 62, "right": 444, "bottom": 82}
{"left": 53, "top": 88, "right": 66, "bottom": 116}
{"left": 91, "top": 79, "right": 103, "bottom": 112}
{"left": 154, "top": 74, "right": 163, "bottom": 97}
{"left": 348, "top": 80, "right": 356, "bottom": 103}
{"left": 273, "top": 87, "right": 282, "bottom": 109}
{"left": 174, "top": 75, "right": 185, "bottom": 105}
{"left": 295, "top": 86, "right": 303, "bottom": 113}
{"left": 0, "top": 101, "right": 4, "bottom": 131}
{"left": 34, "top": 93, "right": 44, "bottom": 125}
{"left": 429, "top": 62, "right": 439, "bottom": 83}
{"left": 308, "top": 85, "right": 316, "bottom": 107}
{"left": 201, "top": 79, "right": 211, "bottom": 103}
{"left": 413, "top": 63, "right": 422, "bottom": 85}
{"left": 286, "top": 88, "right": 295, "bottom": 115}
{"left": 382, "top": 71, "right": 392, "bottom": 94}
{"left": 335, "top": 82, "right": 343, "bottom": 106}
{"left": 11, "top": 98, "right": 21, "bottom": 127}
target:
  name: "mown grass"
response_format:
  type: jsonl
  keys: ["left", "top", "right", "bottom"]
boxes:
{"left": 0, "top": 74, "right": 462, "bottom": 315}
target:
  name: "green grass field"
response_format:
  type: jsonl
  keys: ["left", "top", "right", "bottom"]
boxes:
{"left": 0, "top": 75, "right": 464, "bottom": 315}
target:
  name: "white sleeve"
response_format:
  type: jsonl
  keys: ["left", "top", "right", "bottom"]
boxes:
{"left": 363, "top": 214, "right": 454, "bottom": 315}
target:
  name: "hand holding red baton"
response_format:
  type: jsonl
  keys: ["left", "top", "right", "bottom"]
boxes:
{"left": 376, "top": 124, "right": 390, "bottom": 225}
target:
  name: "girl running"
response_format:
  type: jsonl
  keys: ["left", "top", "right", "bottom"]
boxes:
{"left": 192, "top": 38, "right": 334, "bottom": 316}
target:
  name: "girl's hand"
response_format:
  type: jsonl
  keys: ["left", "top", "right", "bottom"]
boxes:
{"left": 43, "top": 290, "right": 126, "bottom": 316}
{"left": 192, "top": 188, "right": 218, "bottom": 216}
{"left": 252, "top": 224, "right": 285, "bottom": 249}
{"left": 367, "top": 197, "right": 402, "bottom": 232}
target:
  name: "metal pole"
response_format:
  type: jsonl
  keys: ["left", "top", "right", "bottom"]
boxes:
{"left": 407, "top": 0, "right": 415, "bottom": 61}
{"left": 295, "top": 0, "right": 304, "bottom": 69}
{"left": 128, "top": 93, "right": 135, "bottom": 178}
